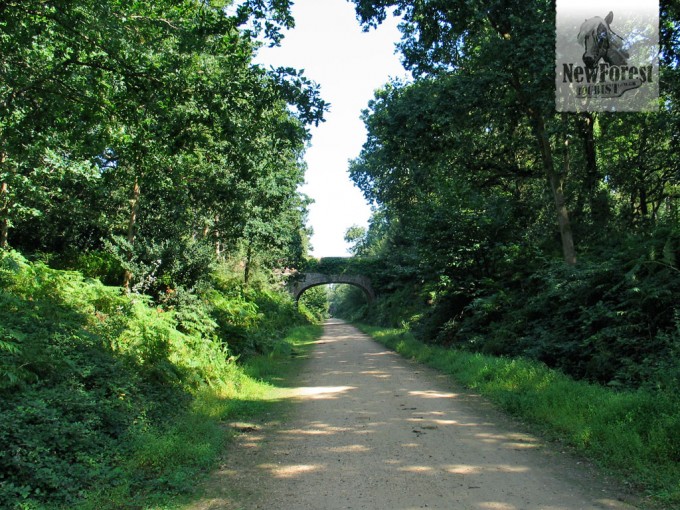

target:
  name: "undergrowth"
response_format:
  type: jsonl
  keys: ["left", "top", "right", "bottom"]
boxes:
{"left": 0, "top": 250, "right": 320, "bottom": 509}
{"left": 357, "top": 324, "right": 680, "bottom": 509}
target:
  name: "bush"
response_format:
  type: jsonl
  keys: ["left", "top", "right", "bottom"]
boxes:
{"left": 0, "top": 250, "right": 312, "bottom": 508}
{"left": 412, "top": 230, "right": 680, "bottom": 389}
{"left": 0, "top": 252, "right": 187, "bottom": 507}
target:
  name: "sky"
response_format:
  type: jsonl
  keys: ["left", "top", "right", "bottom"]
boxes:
{"left": 255, "top": 0, "right": 406, "bottom": 258}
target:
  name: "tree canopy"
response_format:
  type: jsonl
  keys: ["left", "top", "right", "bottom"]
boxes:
{"left": 1, "top": 0, "right": 327, "bottom": 292}
{"left": 0, "top": 3, "right": 331, "bottom": 505}
{"left": 340, "top": 0, "right": 680, "bottom": 389}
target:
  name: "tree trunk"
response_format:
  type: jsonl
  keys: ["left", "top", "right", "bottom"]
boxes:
{"left": 123, "top": 176, "right": 141, "bottom": 292}
{"left": 635, "top": 124, "right": 650, "bottom": 223}
{"left": 0, "top": 152, "right": 8, "bottom": 249}
{"left": 579, "top": 113, "right": 608, "bottom": 222}
{"left": 0, "top": 181, "right": 8, "bottom": 250}
{"left": 212, "top": 215, "right": 222, "bottom": 259}
{"left": 530, "top": 108, "right": 577, "bottom": 265}
{"left": 499, "top": 28, "right": 577, "bottom": 265}
{"left": 581, "top": 113, "right": 598, "bottom": 191}
{"left": 215, "top": 231, "right": 221, "bottom": 259}
{"left": 639, "top": 187, "right": 648, "bottom": 218}
{"left": 244, "top": 242, "right": 252, "bottom": 286}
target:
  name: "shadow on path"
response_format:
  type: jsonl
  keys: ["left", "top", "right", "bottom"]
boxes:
{"left": 190, "top": 319, "right": 638, "bottom": 510}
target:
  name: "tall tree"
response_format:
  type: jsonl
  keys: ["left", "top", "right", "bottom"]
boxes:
{"left": 1, "top": 0, "right": 327, "bottom": 294}
{"left": 351, "top": 0, "right": 577, "bottom": 263}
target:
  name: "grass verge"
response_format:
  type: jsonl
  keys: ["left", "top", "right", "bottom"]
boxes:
{"left": 356, "top": 324, "right": 680, "bottom": 509}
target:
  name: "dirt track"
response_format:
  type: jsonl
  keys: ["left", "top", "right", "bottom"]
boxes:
{"left": 191, "top": 319, "right": 640, "bottom": 510}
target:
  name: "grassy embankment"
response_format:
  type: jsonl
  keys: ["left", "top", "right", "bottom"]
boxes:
{"left": 0, "top": 250, "right": 320, "bottom": 510}
{"left": 92, "top": 323, "right": 320, "bottom": 510}
{"left": 357, "top": 324, "right": 680, "bottom": 509}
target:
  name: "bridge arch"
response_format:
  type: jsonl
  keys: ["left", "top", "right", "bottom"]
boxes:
{"left": 289, "top": 273, "right": 375, "bottom": 303}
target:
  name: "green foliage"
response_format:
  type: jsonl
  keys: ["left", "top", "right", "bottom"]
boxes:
{"left": 329, "top": 284, "right": 370, "bottom": 322}
{"left": 344, "top": 224, "right": 368, "bottom": 256}
{"left": 48, "top": 250, "right": 124, "bottom": 286}
{"left": 298, "top": 285, "right": 330, "bottom": 323}
{"left": 203, "top": 261, "right": 310, "bottom": 357}
{"left": 302, "top": 256, "right": 384, "bottom": 280}
{"left": 302, "top": 257, "right": 352, "bottom": 274}
{"left": 1, "top": 0, "right": 326, "bottom": 293}
{"left": 0, "top": 250, "right": 316, "bottom": 508}
{"left": 360, "top": 324, "right": 680, "bottom": 507}
{"left": 345, "top": 0, "right": 680, "bottom": 393}
{"left": 106, "top": 236, "right": 217, "bottom": 298}
{"left": 428, "top": 228, "right": 680, "bottom": 389}
{"left": 0, "top": 252, "right": 182, "bottom": 507}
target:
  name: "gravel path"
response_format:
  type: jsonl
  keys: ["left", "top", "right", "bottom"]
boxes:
{"left": 191, "top": 319, "right": 640, "bottom": 510}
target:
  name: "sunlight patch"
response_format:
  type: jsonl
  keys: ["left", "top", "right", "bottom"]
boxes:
{"left": 259, "top": 463, "right": 323, "bottom": 479}
{"left": 444, "top": 464, "right": 482, "bottom": 475}
{"left": 408, "top": 390, "right": 457, "bottom": 399}
{"left": 282, "top": 425, "right": 352, "bottom": 436}
{"left": 291, "top": 385, "right": 356, "bottom": 399}
{"left": 325, "top": 444, "right": 371, "bottom": 453}
{"left": 478, "top": 503, "right": 517, "bottom": 510}
{"left": 397, "top": 465, "right": 434, "bottom": 473}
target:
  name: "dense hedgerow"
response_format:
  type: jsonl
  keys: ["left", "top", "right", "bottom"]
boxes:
{"left": 433, "top": 232, "right": 680, "bottom": 390}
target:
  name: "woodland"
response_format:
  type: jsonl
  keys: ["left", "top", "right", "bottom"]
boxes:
{"left": 0, "top": 1, "right": 328, "bottom": 507}
{"left": 1, "top": 0, "right": 679, "bottom": 508}
{"left": 327, "top": 3, "right": 680, "bottom": 502}
{"left": 334, "top": 0, "right": 680, "bottom": 390}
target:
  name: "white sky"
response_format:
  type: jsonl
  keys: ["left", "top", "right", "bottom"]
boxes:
{"left": 255, "top": 0, "right": 406, "bottom": 258}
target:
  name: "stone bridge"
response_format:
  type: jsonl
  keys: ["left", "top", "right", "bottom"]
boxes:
{"left": 289, "top": 272, "right": 375, "bottom": 303}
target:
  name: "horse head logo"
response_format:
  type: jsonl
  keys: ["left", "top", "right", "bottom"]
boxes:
{"left": 577, "top": 11, "right": 629, "bottom": 68}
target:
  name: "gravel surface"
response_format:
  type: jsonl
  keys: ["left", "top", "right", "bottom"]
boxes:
{"left": 190, "top": 319, "right": 641, "bottom": 510}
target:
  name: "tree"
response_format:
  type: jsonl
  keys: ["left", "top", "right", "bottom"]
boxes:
{"left": 351, "top": 0, "right": 577, "bottom": 263}
{"left": 344, "top": 225, "right": 367, "bottom": 256}
{"left": 345, "top": 0, "right": 680, "bottom": 390}
{"left": 1, "top": 0, "right": 327, "bottom": 295}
